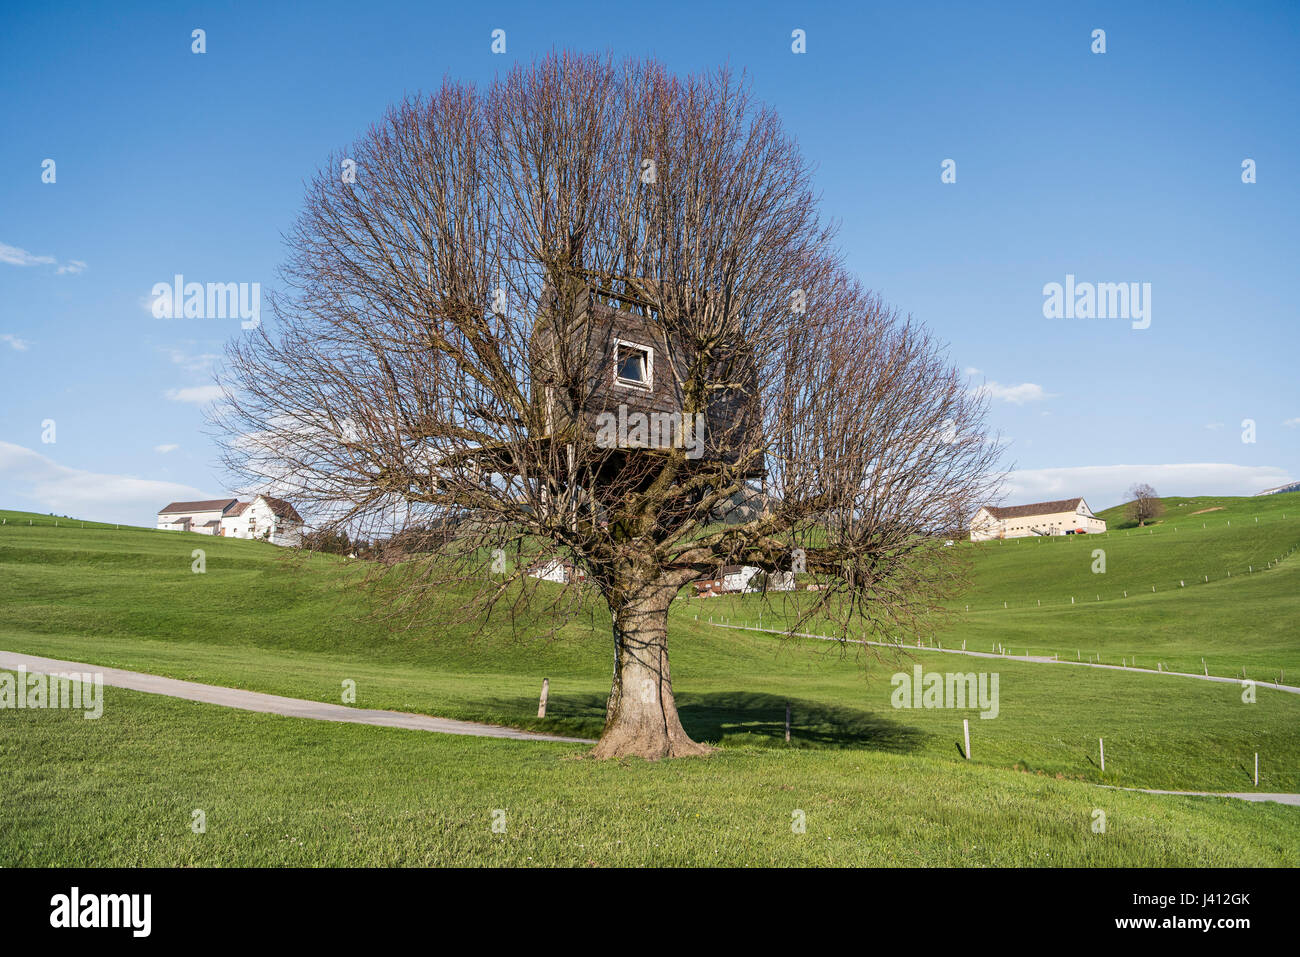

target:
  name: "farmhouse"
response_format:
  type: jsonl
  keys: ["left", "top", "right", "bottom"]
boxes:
{"left": 156, "top": 494, "right": 304, "bottom": 546}
{"left": 969, "top": 497, "right": 1106, "bottom": 541}
{"left": 693, "top": 565, "right": 796, "bottom": 597}
{"left": 526, "top": 557, "right": 586, "bottom": 584}
{"left": 155, "top": 499, "right": 239, "bottom": 535}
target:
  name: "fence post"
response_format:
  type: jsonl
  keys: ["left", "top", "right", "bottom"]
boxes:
{"left": 537, "top": 678, "right": 549, "bottom": 718}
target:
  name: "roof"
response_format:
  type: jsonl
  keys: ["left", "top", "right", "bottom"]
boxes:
{"left": 158, "top": 498, "right": 239, "bottom": 515}
{"left": 979, "top": 498, "right": 1086, "bottom": 520}
{"left": 255, "top": 495, "right": 303, "bottom": 523}
{"left": 226, "top": 502, "right": 248, "bottom": 516}
{"left": 202, "top": 520, "right": 221, "bottom": 528}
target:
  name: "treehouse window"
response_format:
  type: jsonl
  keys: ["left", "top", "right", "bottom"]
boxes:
{"left": 614, "top": 340, "right": 653, "bottom": 389}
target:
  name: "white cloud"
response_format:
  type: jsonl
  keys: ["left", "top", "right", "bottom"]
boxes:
{"left": 1204, "top": 422, "right": 1224, "bottom": 431}
{"left": 1, "top": 334, "right": 30, "bottom": 351}
{"left": 972, "top": 381, "right": 1055, "bottom": 405}
{"left": 0, "top": 241, "right": 84, "bottom": 274}
{"left": 160, "top": 346, "right": 222, "bottom": 375}
{"left": 165, "top": 385, "right": 224, "bottom": 404}
{"left": 1000, "top": 463, "right": 1293, "bottom": 511}
{"left": 0, "top": 242, "right": 56, "bottom": 267}
{"left": 0, "top": 441, "right": 212, "bottom": 526}
{"left": 154, "top": 444, "right": 180, "bottom": 454}
{"left": 1284, "top": 418, "right": 1300, "bottom": 429}
{"left": 964, "top": 367, "right": 982, "bottom": 377}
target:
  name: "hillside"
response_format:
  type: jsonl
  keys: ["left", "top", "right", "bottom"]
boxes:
{"left": 2, "top": 499, "right": 1298, "bottom": 865}
{"left": 1, "top": 501, "right": 1297, "bottom": 778}
{"left": 702, "top": 494, "right": 1300, "bottom": 680}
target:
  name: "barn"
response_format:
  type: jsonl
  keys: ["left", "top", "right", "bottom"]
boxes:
{"left": 970, "top": 497, "right": 1106, "bottom": 540}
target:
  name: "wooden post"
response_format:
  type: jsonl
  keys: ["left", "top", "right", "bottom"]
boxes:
{"left": 537, "top": 678, "right": 549, "bottom": 718}
{"left": 963, "top": 719, "right": 971, "bottom": 760}
{"left": 1099, "top": 737, "right": 1105, "bottom": 772}
{"left": 785, "top": 701, "right": 791, "bottom": 743}
{"left": 1255, "top": 752, "right": 1259, "bottom": 786}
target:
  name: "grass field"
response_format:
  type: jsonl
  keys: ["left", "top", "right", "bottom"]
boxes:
{"left": 3, "top": 684, "right": 1295, "bottom": 867}
{"left": 703, "top": 493, "right": 1300, "bottom": 680}
{"left": 1, "top": 496, "right": 1298, "bottom": 866}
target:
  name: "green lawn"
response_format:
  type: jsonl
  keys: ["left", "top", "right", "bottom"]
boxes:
{"left": 2, "top": 684, "right": 1294, "bottom": 867}
{"left": 1, "top": 499, "right": 1298, "bottom": 866}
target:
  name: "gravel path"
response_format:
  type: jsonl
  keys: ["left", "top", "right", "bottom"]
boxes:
{"left": 0, "top": 649, "right": 595, "bottom": 743}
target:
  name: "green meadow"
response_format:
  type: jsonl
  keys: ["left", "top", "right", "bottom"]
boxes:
{"left": 1, "top": 495, "right": 1297, "bottom": 866}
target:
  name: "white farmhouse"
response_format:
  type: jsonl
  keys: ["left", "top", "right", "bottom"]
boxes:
{"left": 970, "top": 497, "right": 1106, "bottom": 541}
{"left": 156, "top": 499, "right": 240, "bottom": 535}
{"left": 158, "top": 494, "right": 304, "bottom": 546}
{"left": 526, "top": 557, "right": 586, "bottom": 584}
{"left": 219, "top": 495, "right": 304, "bottom": 546}
{"left": 693, "top": 565, "right": 797, "bottom": 597}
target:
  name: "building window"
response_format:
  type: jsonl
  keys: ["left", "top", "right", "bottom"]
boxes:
{"left": 613, "top": 339, "right": 653, "bottom": 390}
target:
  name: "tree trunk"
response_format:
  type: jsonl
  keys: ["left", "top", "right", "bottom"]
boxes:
{"left": 591, "top": 581, "right": 712, "bottom": 760}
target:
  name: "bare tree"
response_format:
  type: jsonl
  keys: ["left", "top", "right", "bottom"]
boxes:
{"left": 1127, "top": 483, "right": 1163, "bottom": 527}
{"left": 213, "top": 53, "right": 1001, "bottom": 759}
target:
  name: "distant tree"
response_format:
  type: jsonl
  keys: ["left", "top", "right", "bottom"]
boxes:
{"left": 301, "top": 527, "right": 351, "bottom": 555}
{"left": 1127, "top": 483, "right": 1163, "bottom": 526}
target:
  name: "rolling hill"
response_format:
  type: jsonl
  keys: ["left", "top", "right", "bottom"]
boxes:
{"left": 1, "top": 496, "right": 1297, "bottom": 865}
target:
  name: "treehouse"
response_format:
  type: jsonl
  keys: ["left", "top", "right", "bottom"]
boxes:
{"left": 432, "top": 273, "right": 765, "bottom": 527}
{"left": 529, "top": 273, "right": 764, "bottom": 477}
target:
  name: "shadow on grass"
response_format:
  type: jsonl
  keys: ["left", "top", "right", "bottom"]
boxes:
{"left": 680, "top": 691, "right": 926, "bottom": 752}
{"left": 470, "top": 689, "right": 926, "bottom": 753}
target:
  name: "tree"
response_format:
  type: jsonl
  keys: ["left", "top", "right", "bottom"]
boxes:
{"left": 214, "top": 53, "right": 1000, "bottom": 759}
{"left": 301, "top": 527, "right": 351, "bottom": 555}
{"left": 1127, "top": 483, "right": 1163, "bottom": 527}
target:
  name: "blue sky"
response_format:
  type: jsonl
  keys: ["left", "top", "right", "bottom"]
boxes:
{"left": 2, "top": 0, "right": 1297, "bottom": 525}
